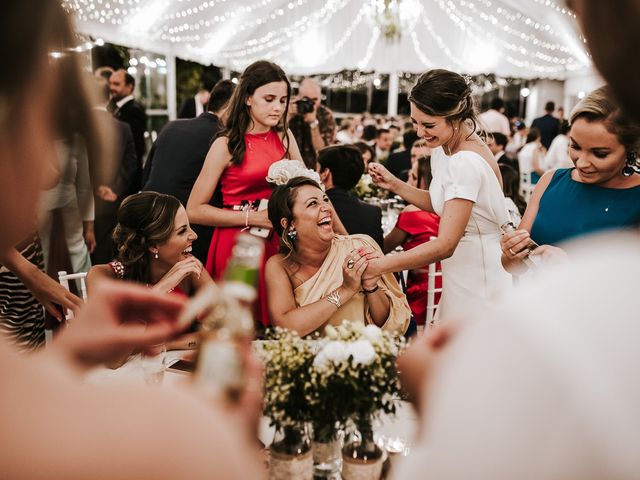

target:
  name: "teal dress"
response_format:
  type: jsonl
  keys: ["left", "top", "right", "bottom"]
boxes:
{"left": 530, "top": 168, "right": 640, "bottom": 245}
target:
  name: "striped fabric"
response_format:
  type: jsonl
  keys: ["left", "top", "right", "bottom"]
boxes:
{"left": 0, "top": 236, "right": 46, "bottom": 351}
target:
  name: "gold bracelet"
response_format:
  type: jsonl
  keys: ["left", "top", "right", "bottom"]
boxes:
{"left": 325, "top": 288, "right": 341, "bottom": 309}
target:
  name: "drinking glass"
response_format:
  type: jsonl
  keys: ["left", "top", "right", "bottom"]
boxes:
{"left": 141, "top": 344, "right": 167, "bottom": 386}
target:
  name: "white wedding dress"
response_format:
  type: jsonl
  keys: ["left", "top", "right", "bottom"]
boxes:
{"left": 429, "top": 147, "right": 512, "bottom": 320}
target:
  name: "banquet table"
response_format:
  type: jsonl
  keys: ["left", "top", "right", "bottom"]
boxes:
{"left": 84, "top": 348, "right": 419, "bottom": 474}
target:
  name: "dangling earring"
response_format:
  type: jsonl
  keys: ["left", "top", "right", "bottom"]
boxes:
{"left": 287, "top": 227, "right": 297, "bottom": 241}
{"left": 622, "top": 151, "right": 639, "bottom": 177}
{"left": 154, "top": 250, "right": 159, "bottom": 259}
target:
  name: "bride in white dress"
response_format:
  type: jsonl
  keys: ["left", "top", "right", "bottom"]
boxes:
{"left": 365, "top": 69, "right": 511, "bottom": 321}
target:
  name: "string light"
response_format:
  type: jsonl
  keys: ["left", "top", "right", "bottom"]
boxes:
{"left": 63, "top": 0, "right": 588, "bottom": 78}
{"left": 426, "top": 0, "right": 587, "bottom": 76}
{"left": 357, "top": 27, "right": 380, "bottom": 70}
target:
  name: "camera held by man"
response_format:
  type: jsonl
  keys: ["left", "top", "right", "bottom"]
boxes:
{"left": 288, "top": 78, "right": 336, "bottom": 169}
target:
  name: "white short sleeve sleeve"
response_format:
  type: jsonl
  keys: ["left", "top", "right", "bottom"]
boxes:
{"left": 442, "top": 152, "right": 483, "bottom": 202}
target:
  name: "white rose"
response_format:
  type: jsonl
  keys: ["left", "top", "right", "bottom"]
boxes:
{"left": 362, "top": 324, "right": 383, "bottom": 344}
{"left": 314, "top": 341, "right": 349, "bottom": 369}
{"left": 347, "top": 339, "right": 377, "bottom": 366}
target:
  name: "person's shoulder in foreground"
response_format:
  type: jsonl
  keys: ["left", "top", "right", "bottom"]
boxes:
{"left": 393, "top": 229, "right": 640, "bottom": 479}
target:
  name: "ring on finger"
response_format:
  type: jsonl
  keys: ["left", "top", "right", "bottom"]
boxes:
{"left": 508, "top": 248, "right": 515, "bottom": 255}
{"left": 347, "top": 259, "right": 355, "bottom": 269}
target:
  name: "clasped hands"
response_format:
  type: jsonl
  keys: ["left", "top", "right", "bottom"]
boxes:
{"left": 341, "top": 247, "right": 382, "bottom": 294}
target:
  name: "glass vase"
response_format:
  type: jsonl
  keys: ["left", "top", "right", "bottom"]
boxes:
{"left": 341, "top": 416, "right": 384, "bottom": 480}
{"left": 312, "top": 423, "right": 342, "bottom": 479}
{"left": 269, "top": 422, "right": 313, "bottom": 480}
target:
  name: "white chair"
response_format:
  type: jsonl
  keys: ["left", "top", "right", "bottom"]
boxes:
{"left": 45, "top": 270, "right": 88, "bottom": 345}
{"left": 425, "top": 237, "right": 443, "bottom": 327}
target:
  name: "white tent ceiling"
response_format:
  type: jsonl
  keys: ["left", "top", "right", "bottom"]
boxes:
{"left": 64, "top": 0, "right": 591, "bottom": 78}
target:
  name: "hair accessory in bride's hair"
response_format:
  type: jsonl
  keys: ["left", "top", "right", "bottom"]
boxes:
{"left": 266, "top": 159, "right": 324, "bottom": 189}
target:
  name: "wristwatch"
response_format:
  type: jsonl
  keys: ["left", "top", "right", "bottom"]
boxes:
{"left": 308, "top": 119, "right": 319, "bottom": 129}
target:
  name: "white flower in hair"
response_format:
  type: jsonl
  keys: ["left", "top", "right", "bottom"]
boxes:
{"left": 266, "top": 159, "right": 324, "bottom": 189}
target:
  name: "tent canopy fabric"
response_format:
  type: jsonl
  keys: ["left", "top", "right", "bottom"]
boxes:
{"left": 65, "top": 0, "right": 590, "bottom": 78}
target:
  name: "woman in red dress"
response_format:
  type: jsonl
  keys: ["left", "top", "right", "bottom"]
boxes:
{"left": 187, "top": 61, "right": 302, "bottom": 327}
{"left": 383, "top": 154, "right": 441, "bottom": 324}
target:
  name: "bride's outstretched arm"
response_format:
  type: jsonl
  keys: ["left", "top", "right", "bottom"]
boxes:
{"left": 368, "top": 163, "right": 434, "bottom": 213}
{"left": 363, "top": 198, "right": 472, "bottom": 276}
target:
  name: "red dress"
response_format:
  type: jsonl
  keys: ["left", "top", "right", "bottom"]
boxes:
{"left": 205, "top": 130, "right": 285, "bottom": 326}
{"left": 395, "top": 209, "right": 442, "bottom": 324}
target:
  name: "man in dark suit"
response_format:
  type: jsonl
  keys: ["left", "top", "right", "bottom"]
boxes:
{"left": 531, "top": 101, "right": 560, "bottom": 150}
{"left": 386, "top": 129, "right": 419, "bottom": 181}
{"left": 109, "top": 69, "right": 147, "bottom": 192}
{"left": 91, "top": 79, "right": 139, "bottom": 264}
{"left": 143, "top": 80, "right": 235, "bottom": 264}
{"left": 318, "top": 145, "right": 384, "bottom": 249}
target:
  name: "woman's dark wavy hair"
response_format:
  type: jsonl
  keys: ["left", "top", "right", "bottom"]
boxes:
{"left": 499, "top": 164, "right": 526, "bottom": 215}
{"left": 268, "top": 177, "right": 323, "bottom": 255}
{"left": 409, "top": 69, "right": 480, "bottom": 141}
{"left": 112, "top": 192, "right": 181, "bottom": 283}
{"left": 219, "top": 60, "right": 291, "bottom": 166}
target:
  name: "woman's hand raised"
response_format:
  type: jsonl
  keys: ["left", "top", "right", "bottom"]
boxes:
{"left": 153, "top": 256, "right": 203, "bottom": 294}
{"left": 368, "top": 163, "right": 400, "bottom": 192}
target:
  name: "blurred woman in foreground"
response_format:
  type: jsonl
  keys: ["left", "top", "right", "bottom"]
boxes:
{"left": 0, "top": 2, "right": 263, "bottom": 478}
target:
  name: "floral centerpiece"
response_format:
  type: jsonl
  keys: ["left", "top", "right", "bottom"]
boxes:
{"left": 260, "top": 328, "right": 315, "bottom": 479}
{"left": 306, "top": 321, "right": 405, "bottom": 479}
{"left": 260, "top": 321, "right": 405, "bottom": 479}
{"left": 307, "top": 321, "right": 404, "bottom": 434}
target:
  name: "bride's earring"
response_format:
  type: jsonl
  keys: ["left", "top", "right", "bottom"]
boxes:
{"left": 153, "top": 250, "right": 159, "bottom": 259}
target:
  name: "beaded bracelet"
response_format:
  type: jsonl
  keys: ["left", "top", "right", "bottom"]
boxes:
{"left": 241, "top": 206, "right": 251, "bottom": 232}
{"left": 362, "top": 284, "right": 379, "bottom": 295}
{"left": 325, "top": 288, "right": 341, "bottom": 309}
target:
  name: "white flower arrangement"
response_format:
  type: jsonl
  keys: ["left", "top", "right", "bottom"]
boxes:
{"left": 266, "top": 159, "right": 323, "bottom": 188}
{"left": 306, "top": 321, "right": 405, "bottom": 441}
{"left": 260, "top": 322, "right": 405, "bottom": 442}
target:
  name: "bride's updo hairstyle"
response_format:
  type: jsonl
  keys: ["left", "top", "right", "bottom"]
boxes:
{"left": 268, "top": 177, "right": 323, "bottom": 255}
{"left": 409, "top": 69, "right": 479, "bottom": 136}
{"left": 112, "top": 192, "right": 181, "bottom": 282}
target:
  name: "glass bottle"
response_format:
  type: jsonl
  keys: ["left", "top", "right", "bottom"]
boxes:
{"left": 500, "top": 221, "right": 541, "bottom": 269}
{"left": 193, "top": 234, "right": 263, "bottom": 402}
{"left": 341, "top": 415, "right": 384, "bottom": 480}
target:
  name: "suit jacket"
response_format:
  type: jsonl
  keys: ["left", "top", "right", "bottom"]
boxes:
{"left": 327, "top": 188, "right": 383, "bottom": 249}
{"left": 531, "top": 114, "right": 560, "bottom": 150}
{"left": 386, "top": 150, "right": 411, "bottom": 181}
{"left": 91, "top": 110, "right": 138, "bottom": 264}
{"left": 114, "top": 98, "right": 146, "bottom": 190}
{"left": 143, "top": 112, "right": 222, "bottom": 264}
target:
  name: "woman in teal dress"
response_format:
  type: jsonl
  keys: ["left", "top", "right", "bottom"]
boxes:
{"left": 501, "top": 86, "right": 640, "bottom": 274}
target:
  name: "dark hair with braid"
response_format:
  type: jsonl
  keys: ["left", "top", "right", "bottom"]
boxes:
{"left": 268, "top": 177, "right": 323, "bottom": 256}
{"left": 219, "top": 60, "right": 291, "bottom": 166}
{"left": 112, "top": 192, "right": 181, "bottom": 283}
{"left": 409, "top": 69, "right": 481, "bottom": 140}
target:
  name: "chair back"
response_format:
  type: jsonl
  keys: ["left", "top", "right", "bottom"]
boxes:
{"left": 45, "top": 271, "right": 88, "bottom": 345}
{"left": 425, "top": 237, "right": 443, "bottom": 327}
